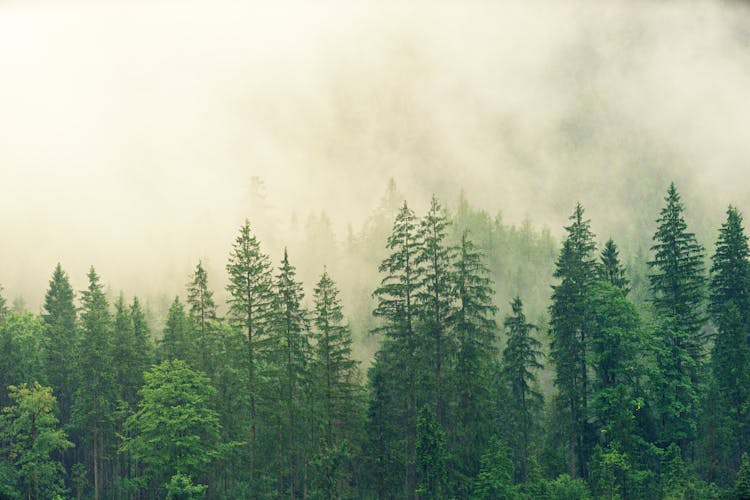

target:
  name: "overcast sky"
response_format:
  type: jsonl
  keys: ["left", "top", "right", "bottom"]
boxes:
{"left": 2, "top": 0, "right": 750, "bottom": 308}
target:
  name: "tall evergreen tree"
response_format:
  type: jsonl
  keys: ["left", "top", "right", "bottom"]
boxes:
{"left": 310, "top": 269, "right": 360, "bottom": 499}
{"left": 371, "top": 202, "right": 421, "bottom": 498}
{"left": 187, "top": 261, "right": 218, "bottom": 375}
{"left": 41, "top": 263, "right": 77, "bottom": 426}
{"left": 448, "top": 231, "right": 498, "bottom": 492}
{"left": 503, "top": 296, "right": 543, "bottom": 482}
{"left": 648, "top": 183, "right": 706, "bottom": 452}
{"left": 415, "top": 195, "right": 455, "bottom": 424}
{"left": 72, "top": 267, "right": 116, "bottom": 500}
{"left": 549, "top": 203, "right": 598, "bottom": 478}
{"left": 708, "top": 206, "right": 750, "bottom": 478}
{"left": 271, "top": 249, "right": 310, "bottom": 498}
{"left": 225, "top": 219, "right": 274, "bottom": 492}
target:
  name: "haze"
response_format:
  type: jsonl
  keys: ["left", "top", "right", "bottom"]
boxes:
{"left": 1, "top": 0, "right": 750, "bottom": 311}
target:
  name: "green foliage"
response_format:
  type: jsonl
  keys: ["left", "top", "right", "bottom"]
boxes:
{"left": 473, "top": 438, "right": 515, "bottom": 499}
{"left": 122, "top": 360, "right": 222, "bottom": 492}
{"left": 0, "top": 312, "right": 44, "bottom": 409}
{"left": 735, "top": 453, "right": 750, "bottom": 500}
{"left": 599, "top": 239, "right": 630, "bottom": 295}
{"left": 165, "top": 473, "right": 207, "bottom": 500}
{"left": 0, "top": 382, "right": 73, "bottom": 500}
{"left": 416, "top": 405, "right": 448, "bottom": 497}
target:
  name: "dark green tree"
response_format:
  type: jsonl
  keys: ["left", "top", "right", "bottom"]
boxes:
{"left": 735, "top": 453, "right": 750, "bottom": 500}
{"left": 71, "top": 267, "right": 116, "bottom": 500}
{"left": 41, "top": 263, "right": 77, "bottom": 426}
{"left": 708, "top": 205, "right": 750, "bottom": 480}
{"left": 187, "top": 261, "right": 218, "bottom": 375}
{"left": 415, "top": 195, "right": 455, "bottom": 424}
{"left": 370, "top": 202, "right": 421, "bottom": 498}
{"left": 271, "top": 249, "right": 311, "bottom": 498}
{"left": 648, "top": 183, "right": 706, "bottom": 452}
{"left": 225, "top": 219, "right": 274, "bottom": 491}
{"left": 448, "top": 231, "right": 498, "bottom": 491}
{"left": 549, "top": 203, "right": 598, "bottom": 478}
{"left": 503, "top": 296, "right": 543, "bottom": 482}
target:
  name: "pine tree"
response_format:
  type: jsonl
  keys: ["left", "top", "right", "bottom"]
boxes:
{"left": 310, "top": 269, "right": 360, "bottom": 498}
{"left": 371, "top": 202, "right": 421, "bottom": 498}
{"left": 599, "top": 239, "right": 630, "bottom": 294}
{"left": 415, "top": 195, "right": 455, "bottom": 424}
{"left": 503, "top": 296, "right": 543, "bottom": 482}
{"left": 709, "top": 206, "right": 750, "bottom": 478}
{"left": 225, "top": 219, "right": 274, "bottom": 492}
{"left": 272, "top": 249, "right": 310, "bottom": 498}
{"left": 648, "top": 183, "right": 706, "bottom": 452}
{"left": 41, "top": 263, "right": 77, "bottom": 426}
{"left": 72, "top": 267, "right": 116, "bottom": 500}
{"left": 449, "top": 231, "right": 498, "bottom": 491}
{"left": 415, "top": 405, "right": 448, "bottom": 497}
{"left": 549, "top": 203, "right": 598, "bottom": 478}
{"left": 187, "top": 261, "right": 218, "bottom": 375}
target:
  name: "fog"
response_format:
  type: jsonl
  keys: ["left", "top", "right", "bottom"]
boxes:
{"left": 1, "top": 0, "right": 750, "bottom": 311}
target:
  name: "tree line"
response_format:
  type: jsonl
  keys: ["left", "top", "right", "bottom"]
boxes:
{"left": 1, "top": 183, "right": 750, "bottom": 499}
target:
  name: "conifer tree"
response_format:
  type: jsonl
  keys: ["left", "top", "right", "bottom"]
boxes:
{"left": 41, "top": 263, "right": 77, "bottom": 426}
{"left": 187, "top": 261, "right": 218, "bottom": 374}
{"left": 709, "top": 206, "right": 750, "bottom": 476}
{"left": 161, "top": 296, "right": 191, "bottom": 363}
{"left": 272, "top": 249, "right": 310, "bottom": 498}
{"left": 225, "top": 219, "right": 274, "bottom": 491}
{"left": 599, "top": 239, "right": 630, "bottom": 294}
{"left": 648, "top": 183, "right": 706, "bottom": 452}
{"left": 549, "top": 203, "right": 598, "bottom": 478}
{"left": 503, "top": 296, "right": 543, "bottom": 482}
{"left": 72, "top": 267, "right": 116, "bottom": 500}
{"left": 415, "top": 195, "right": 455, "bottom": 424}
{"left": 371, "top": 202, "right": 421, "bottom": 497}
{"left": 449, "top": 231, "right": 498, "bottom": 491}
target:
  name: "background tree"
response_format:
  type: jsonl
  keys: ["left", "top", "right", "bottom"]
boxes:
{"left": 161, "top": 297, "right": 192, "bottom": 363}
{"left": 187, "top": 261, "right": 219, "bottom": 376}
{"left": 503, "top": 296, "right": 543, "bottom": 483}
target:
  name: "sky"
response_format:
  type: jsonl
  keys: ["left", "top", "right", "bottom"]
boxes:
{"left": 1, "top": 0, "right": 750, "bottom": 310}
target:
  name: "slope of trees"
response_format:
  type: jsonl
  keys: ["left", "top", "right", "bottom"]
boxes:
{"left": 1, "top": 182, "right": 748, "bottom": 499}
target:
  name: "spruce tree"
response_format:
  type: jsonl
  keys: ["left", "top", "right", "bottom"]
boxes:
{"left": 599, "top": 239, "right": 630, "bottom": 294}
{"left": 503, "top": 296, "right": 543, "bottom": 482}
{"left": 709, "top": 206, "right": 750, "bottom": 477}
{"left": 648, "top": 183, "right": 706, "bottom": 452}
{"left": 415, "top": 195, "right": 455, "bottom": 424}
{"left": 371, "top": 202, "right": 421, "bottom": 498}
{"left": 549, "top": 203, "right": 598, "bottom": 478}
{"left": 72, "top": 267, "right": 116, "bottom": 500}
{"left": 272, "top": 249, "right": 310, "bottom": 498}
{"left": 225, "top": 219, "right": 274, "bottom": 492}
{"left": 449, "top": 231, "right": 498, "bottom": 491}
{"left": 41, "top": 263, "right": 77, "bottom": 426}
{"left": 187, "top": 261, "right": 218, "bottom": 375}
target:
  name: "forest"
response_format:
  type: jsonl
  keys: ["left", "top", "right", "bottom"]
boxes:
{"left": 1, "top": 180, "right": 750, "bottom": 500}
